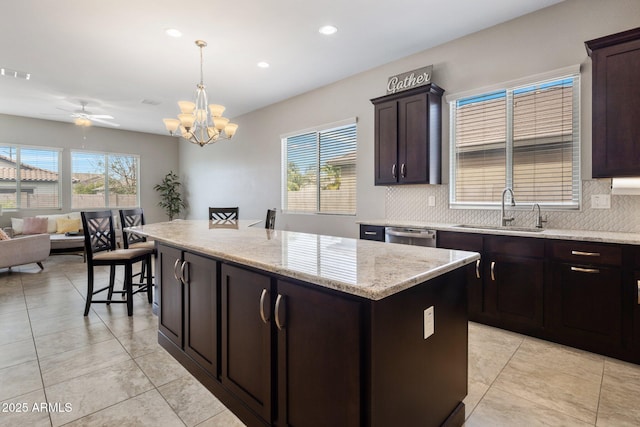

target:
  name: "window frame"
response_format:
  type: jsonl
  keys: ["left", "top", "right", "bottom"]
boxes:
{"left": 0, "top": 144, "right": 62, "bottom": 211}
{"left": 70, "top": 149, "right": 141, "bottom": 210}
{"left": 281, "top": 118, "right": 357, "bottom": 216}
{"left": 448, "top": 68, "right": 581, "bottom": 210}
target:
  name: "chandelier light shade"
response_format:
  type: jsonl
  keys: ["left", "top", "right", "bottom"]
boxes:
{"left": 163, "top": 40, "right": 238, "bottom": 147}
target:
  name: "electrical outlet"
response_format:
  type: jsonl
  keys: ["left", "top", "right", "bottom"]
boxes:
{"left": 591, "top": 194, "right": 611, "bottom": 209}
{"left": 424, "top": 306, "right": 434, "bottom": 339}
{"left": 428, "top": 196, "right": 435, "bottom": 207}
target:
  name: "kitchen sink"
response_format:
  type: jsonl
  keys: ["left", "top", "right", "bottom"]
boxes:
{"left": 453, "top": 224, "right": 545, "bottom": 233}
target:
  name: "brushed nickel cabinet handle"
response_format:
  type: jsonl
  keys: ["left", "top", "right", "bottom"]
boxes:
{"left": 275, "top": 294, "right": 286, "bottom": 331}
{"left": 476, "top": 259, "right": 481, "bottom": 279}
{"left": 490, "top": 261, "right": 495, "bottom": 281}
{"left": 401, "top": 163, "right": 406, "bottom": 178}
{"left": 392, "top": 164, "right": 397, "bottom": 179}
{"left": 364, "top": 231, "right": 377, "bottom": 235}
{"left": 571, "top": 250, "right": 600, "bottom": 257}
{"left": 259, "top": 289, "right": 270, "bottom": 324}
{"left": 570, "top": 266, "right": 600, "bottom": 274}
{"left": 173, "top": 258, "right": 181, "bottom": 282}
{"left": 180, "top": 261, "right": 188, "bottom": 285}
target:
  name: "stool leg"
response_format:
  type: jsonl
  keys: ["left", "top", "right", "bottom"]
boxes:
{"left": 107, "top": 265, "right": 116, "bottom": 304}
{"left": 125, "top": 263, "right": 133, "bottom": 316}
{"left": 84, "top": 267, "right": 94, "bottom": 316}
{"left": 146, "top": 255, "right": 153, "bottom": 304}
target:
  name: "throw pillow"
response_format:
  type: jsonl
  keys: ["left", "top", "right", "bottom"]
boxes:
{"left": 22, "top": 217, "right": 49, "bottom": 235}
{"left": 37, "top": 213, "right": 69, "bottom": 233}
{"left": 56, "top": 218, "right": 81, "bottom": 234}
{"left": 10, "top": 217, "right": 23, "bottom": 235}
{"left": 0, "top": 228, "right": 11, "bottom": 240}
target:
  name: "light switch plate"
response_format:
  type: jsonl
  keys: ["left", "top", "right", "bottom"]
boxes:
{"left": 424, "top": 306, "right": 434, "bottom": 339}
{"left": 591, "top": 194, "right": 611, "bottom": 209}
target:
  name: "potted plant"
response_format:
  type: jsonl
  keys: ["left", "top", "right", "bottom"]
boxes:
{"left": 154, "top": 171, "right": 186, "bottom": 221}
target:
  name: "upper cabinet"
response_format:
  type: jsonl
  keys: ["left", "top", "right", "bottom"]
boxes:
{"left": 586, "top": 27, "right": 640, "bottom": 178}
{"left": 371, "top": 84, "right": 444, "bottom": 185}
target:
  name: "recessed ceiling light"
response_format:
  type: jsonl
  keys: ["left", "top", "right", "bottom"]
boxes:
{"left": 0, "top": 67, "right": 30, "bottom": 80}
{"left": 319, "top": 25, "right": 338, "bottom": 35}
{"left": 165, "top": 28, "right": 182, "bottom": 38}
{"left": 257, "top": 61, "right": 270, "bottom": 69}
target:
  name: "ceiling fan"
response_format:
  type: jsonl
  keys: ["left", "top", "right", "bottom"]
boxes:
{"left": 60, "top": 101, "right": 120, "bottom": 127}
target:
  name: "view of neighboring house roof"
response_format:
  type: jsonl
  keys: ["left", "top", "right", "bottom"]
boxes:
{"left": 0, "top": 155, "right": 59, "bottom": 182}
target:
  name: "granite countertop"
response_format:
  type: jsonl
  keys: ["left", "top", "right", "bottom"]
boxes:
{"left": 128, "top": 220, "right": 479, "bottom": 301}
{"left": 358, "top": 219, "right": 640, "bottom": 245}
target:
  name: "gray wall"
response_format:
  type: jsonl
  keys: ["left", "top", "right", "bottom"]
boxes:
{"left": 0, "top": 114, "right": 179, "bottom": 228}
{"left": 180, "top": 0, "right": 640, "bottom": 238}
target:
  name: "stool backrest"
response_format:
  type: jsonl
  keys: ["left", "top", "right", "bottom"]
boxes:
{"left": 265, "top": 209, "right": 276, "bottom": 229}
{"left": 81, "top": 211, "right": 117, "bottom": 261}
{"left": 119, "top": 208, "right": 147, "bottom": 248}
{"left": 209, "top": 207, "right": 239, "bottom": 221}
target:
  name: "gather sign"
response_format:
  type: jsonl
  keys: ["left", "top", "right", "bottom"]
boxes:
{"left": 386, "top": 65, "right": 433, "bottom": 94}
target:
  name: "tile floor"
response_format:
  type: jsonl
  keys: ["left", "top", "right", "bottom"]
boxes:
{"left": 1, "top": 254, "right": 640, "bottom": 426}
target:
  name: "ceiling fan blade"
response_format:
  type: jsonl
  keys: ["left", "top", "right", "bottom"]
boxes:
{"left": 90, "top": 117, "right": 120, "bottom": 127}
{"left": 87, "top": 114, "right": 114, "bottom": 119}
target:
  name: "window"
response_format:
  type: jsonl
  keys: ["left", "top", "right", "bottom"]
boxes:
{"left": 450, "top": 75, "right": 580, "bottom": 209}
{"left": 282, "top": 120, "right": 357, "bottom": 215}
{"left": 71, "top": 151, "right": 140, "bottom": 209}
{"left": 0, "top": 145, "right": 61, "bottom": 210}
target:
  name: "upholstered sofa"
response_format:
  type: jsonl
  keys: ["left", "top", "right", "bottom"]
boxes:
{"left": 0, "top": 233, "right": 51, "bottom": 270}
{"left": 9, "top": 213, "right": 85, "bottom": 252}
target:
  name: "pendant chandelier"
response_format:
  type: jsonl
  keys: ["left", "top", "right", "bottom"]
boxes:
{"left": 163, "top": 40, "right": 238, "bottom": 147}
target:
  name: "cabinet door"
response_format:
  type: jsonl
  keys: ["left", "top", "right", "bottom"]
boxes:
{"left": 221, "top": 264, "right": 272, "bottom": 422}
{"left": 485, "top": 253, "right": 544, "bottom": 331}
{"left": 551, "top": 262, "right": 622, "bottom": 352}
{"left": 157, "top": 244, "right": 183, "bottom": 347}
{"left": 275, "top": 280, "right": 361, "bottom": 427}
{"left": 183, "top": 252, "right": 218, "bottom": 377}
{"left": 633, "top": 271, "right": 640, "bottom": 362}
{"left": 591, "top": 35, "right": 640, "bottom": 177}
{"left": 359, "top": 224, "right": 385, "bottom": 242}
{"left": 374, "top": 99, "right": 398, "bottom": 185}
{"left": 437, "top": 231, "right": 484, "bottom": 320}
{"left": 398, "top": 92, "right": 428, "bottom": 184}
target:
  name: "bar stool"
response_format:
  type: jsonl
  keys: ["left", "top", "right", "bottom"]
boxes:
{"left": 81, "top": 210, "right": 153, "bottom": 316}
{"left": 209, "top": 207, "right": 239, "bottom": 221}
{"left": 119, "top": 208, "right": 155, "bottom": 284}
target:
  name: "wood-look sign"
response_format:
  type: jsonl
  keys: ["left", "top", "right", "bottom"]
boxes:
{"left": 386, "top": 65, "right": 433, "bottom": 94}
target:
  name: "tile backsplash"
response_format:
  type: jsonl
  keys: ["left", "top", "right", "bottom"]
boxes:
{"left": 386, "top": 180, "right": 640, "bottom": 233}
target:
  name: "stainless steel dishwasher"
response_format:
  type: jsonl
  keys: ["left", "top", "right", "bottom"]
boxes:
{"left": 384, "top": 227, "right": 437, "bottom": 247}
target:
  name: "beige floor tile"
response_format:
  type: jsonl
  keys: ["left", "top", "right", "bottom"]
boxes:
{"left": 197, "top": 409, "right": 247, "bottom": 427}
{"left": 24, "top": 288, "right": 85, "bottom": 311}
{"left": 118, "top": 326, "right": 161, "bottom": 358}
{"left": 493, "top": 356, "right": 601, "bottom": 423}
{"left": 135, "top": 348, "right": 190, "bottom": 387}
{"left": 46, "top": 359, "right": 154, "bottom": 427}
{"left": 0, "top": 297, "right": 27, "bottom": 316}
{"left": 0, "top": 389, "right": 51, "bottom": 427}
{"left": 34, "top": 321, "right": 114, "bottom": 358}
{"left": 0, "top": 360, "right": 43, "bottom": 402}
{"left": 596, "top": 358, "right": 640, "bottom": 426}
{"left": 464, "top": 379, "right": 489, "bottom": 418}
{"left": 63, "top": 389, "right": 184, "bottom": 427}
{"left": 39, "top": 338, "right": 131, "bottom": 386}
{"left": 159, "top": 375, "right": 227, "bottom": 427}
{"left": 0, "top": 309, "right": 32, "bottom": 347}
{"left": 465, "top": 387, "right": 593, "bottom": 427}
{"left": 101, "top": 310, "right": 157, "bottom": 337}
{"left": 29, "top": 310, "right": 103, "bottom": 337}
{"left": 26, "top": 298, "right": 87, "bottom": 322}
{"left": 0, "top": 338, "right": 37, "bottom": 369}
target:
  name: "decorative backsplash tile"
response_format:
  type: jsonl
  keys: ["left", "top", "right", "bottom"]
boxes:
{"left": 386, "top": 180, "right": 640, "bottom": 233}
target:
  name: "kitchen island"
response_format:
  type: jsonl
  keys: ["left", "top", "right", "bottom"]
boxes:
{"left": 130, "top": 220, "right": 480, "bottom": 427}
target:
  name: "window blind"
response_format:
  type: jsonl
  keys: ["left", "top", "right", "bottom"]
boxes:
{"left": 283, "top": 121, "right": 357, "bottom": 215}
{"left": 451, "top": 76, "right": 579, "bottom": 208}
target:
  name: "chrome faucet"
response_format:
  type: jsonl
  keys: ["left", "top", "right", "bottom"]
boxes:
{"left": 501, "top": 188, "right": 516, "bottom": 226}
{"left": 532, "top": 203, "right": 547, "bottom": 228}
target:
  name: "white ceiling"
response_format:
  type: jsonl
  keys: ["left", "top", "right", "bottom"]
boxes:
{"left": 0, "top": 0, "right": 564, "bottom": 136}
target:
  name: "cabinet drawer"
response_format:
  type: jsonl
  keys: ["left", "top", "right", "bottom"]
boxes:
{"left": 359, "top": 225, "right": 385, "bottom": 242}
{"left": 485, "top": 235, "right": 544, "bottom": 258}
{"left": 437, "top": 231, "right": 483, "bottom": 252}
{"left": 550, "top": 241, "right": 622, "bottom": 266}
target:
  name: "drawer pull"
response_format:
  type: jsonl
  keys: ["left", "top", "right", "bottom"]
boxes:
{"left": 571, "top": 266, "right": 600, "bottom": 274}
{"left": 475, "top": 259, "right": 481, "bottom": 279}
{"left": 490, "top": 261, "right": 495, "bottom": 281}
{"left": 571, "top": 250, "right": 600, "bottom": 257}
{"left": 259, "top": 289, "right": 270, "bottom": 324}
{"left": 637, "top": 280, "right": 640, "bottom": 305}
{"left": 364, "top": 231, "right": 377, "bottom": 236}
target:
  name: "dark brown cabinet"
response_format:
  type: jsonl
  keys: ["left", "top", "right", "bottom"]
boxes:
{"left": 359, "top": 224, "right": 385, "bottom": 242}
{"left": 371, "top": 84, "right": 443, "bottom": 185}
{"left": 157, "top": 243, "right": 218, "bottom": 377}
{"left": 586, "top": 27, "right": 640, "bottom": 177}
